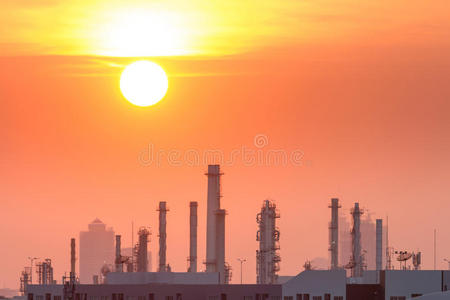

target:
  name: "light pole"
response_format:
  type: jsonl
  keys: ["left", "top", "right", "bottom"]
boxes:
{"left": 444, "top": 259, "right": 450, "bottom": 270}
{"left": 237, "top": 258, "right": 246, "bottom": 284}
{"left": 27, "top": 257, "right": 38, "bottom": 284}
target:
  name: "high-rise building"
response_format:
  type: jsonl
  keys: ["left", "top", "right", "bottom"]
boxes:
{"left": 79, "top": 219, "right": 114, "bottom": 283}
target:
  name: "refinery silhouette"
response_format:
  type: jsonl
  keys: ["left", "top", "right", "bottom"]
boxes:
{"left": 11, "top": 165, "right": 449, "bottom": 300}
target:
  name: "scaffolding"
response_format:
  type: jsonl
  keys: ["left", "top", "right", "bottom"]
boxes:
{"left": 36, "top": 259, "right": 54, "bottom": 285}
{"left": 20, "top": 267, "right": 32, "bottom": 295}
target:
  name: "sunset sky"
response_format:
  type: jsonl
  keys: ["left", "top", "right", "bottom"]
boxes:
{"left": 1, "top": 0, "right": 450, "bottom": 289}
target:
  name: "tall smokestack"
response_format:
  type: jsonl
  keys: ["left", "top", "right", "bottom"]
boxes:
{"left": 70, "top": 238, "right": 76, "bottom": 282}
{"left": 158, "top": 201, "right": 168, "bottom": 272}
{"left": 351, "top": 202, "right": 363, "bottom": 277}
{"left": 205, "top": 165, "right": 222, "bottom": 273}
{"left": 115, "top": 235, "right": 123, "bottom": 272}
{"left": 329, "top": 198, "right": 340, "bottom": 270}
{"left": 376, "top": 219, "right": 383, "bottom": 271}
{"left": 188, "top": 201, "right": 198, "bottom": 272}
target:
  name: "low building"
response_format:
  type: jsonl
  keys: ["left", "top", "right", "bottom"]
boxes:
{"left": 26, "top": 270, "right": 450, "bottom": 300}
{"left": 382, "top": 270, "right": 449, "bottom": 300}
{"left": 282, "top": 270, "right": 347, "bottom": 300}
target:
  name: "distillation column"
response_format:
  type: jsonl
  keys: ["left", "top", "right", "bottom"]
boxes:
{"left": 137, "top": 228, "right": 150, "bottom": 272}
{"left": 158, "top": 201, "right": 168, "bottom": 272}
{"left": 329, "top": 198, "right": 340, "bottom": 270}
{"left": 351, "top": 202, "right": 364, "bottom": 277}
{"left": 188, "top": 201, "right": 198, "bottom": 272}
{"left": 376, "top": 219, "right": 383, "bottom": 271}
{"left": 256, "top": 200, "right": 280, "bottom": 284}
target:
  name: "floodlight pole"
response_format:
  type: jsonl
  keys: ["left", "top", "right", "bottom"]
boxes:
{"left": 237, "top": 258, "right": 246, "bottom": 284}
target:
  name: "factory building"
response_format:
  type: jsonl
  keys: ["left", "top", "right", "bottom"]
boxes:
{"left": 79, "top": 219, "right": 115, "bottom": 283}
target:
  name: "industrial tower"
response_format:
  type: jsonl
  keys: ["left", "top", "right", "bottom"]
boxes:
{"left": 70, "top": 238, "right": 76, "bottom": 283}
{"left": 36, "top": 259, "right": 54, "bottom": 285}
{"left": 137, "top": 227, "right": 150, "bottom": 272}
{"left": 375, "top": 219, "right": 383, "bottom": 271}
{"left": 158, "top": 201, "right": 169, "bottom": 272}
{"left": 349, "top": 202, "right": 364, "bottom": 277}
{"left": 63, "top": 238, "right": 77, "bottom": 300}
{"left": 115, "top": 235, "right": 123, "bottom": 272}
{"left": 256, "top": 200, "right": 280, "bottom": 284}
{"left": 329, "top": 198, "right": 341, "bottom": 270}
{"left": 20, "top": 267, "right": 31, "bottom": 295}
{"left": 188, "top": 201, "right": 198, "bottom": 272}
{"left": 205, "top": 165, "right": 230, "bottom": 284}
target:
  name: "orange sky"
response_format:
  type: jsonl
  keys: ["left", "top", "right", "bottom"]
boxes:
{"left": 1, "top": 0, "right": 450, "bottom": 289}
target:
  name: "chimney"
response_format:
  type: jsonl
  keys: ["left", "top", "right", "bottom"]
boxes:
{"left": 188, "top": 201, "right": 198, "bottom": 272}
{"left": 115, "top": 235, "right": 123, "bottom": 272}
{"left": 329, "top": 198, "right": 340, "bottom": 270}
{"left": 376, "top": 219, "right": 383, "bottom": 271}
{"left": 205, "top": 165, "right": 222, "bottom": 273}
{"left": 158, "top": 201, "right": 168, "bottom": 272}
{"left": 351, "top": 202, "right": 363, "bottom": 277}
{"left": 70, "top": 238, "right": 76, "bottom": 282}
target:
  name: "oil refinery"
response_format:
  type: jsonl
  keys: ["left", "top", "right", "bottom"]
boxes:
{"left": 16, "top": 165, "right": 450, "bottom": 300}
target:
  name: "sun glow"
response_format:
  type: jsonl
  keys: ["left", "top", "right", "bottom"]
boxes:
{"left": 120, "top": 61, "right": 169, "bottom": 107}
{"left": 97, "top": 9, "right": 190, "bottom": 57}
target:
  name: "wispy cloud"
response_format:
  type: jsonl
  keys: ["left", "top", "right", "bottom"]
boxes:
{"left": 1, "top": 0, "right": 449, "bottom": 57}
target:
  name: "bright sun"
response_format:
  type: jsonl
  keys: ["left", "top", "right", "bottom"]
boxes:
{"left": 120, "top": 61, "right": 169, "bottom": 107}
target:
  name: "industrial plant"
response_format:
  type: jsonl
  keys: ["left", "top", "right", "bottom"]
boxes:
{"left": 18, "top": 165, "right": 450, "bottom": 300}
